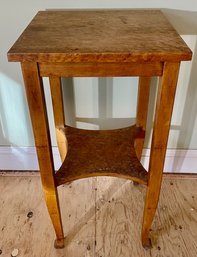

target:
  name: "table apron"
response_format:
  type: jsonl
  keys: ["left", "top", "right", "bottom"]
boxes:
{"left": 39, "top": 62, "right": 163, "bottom": 77}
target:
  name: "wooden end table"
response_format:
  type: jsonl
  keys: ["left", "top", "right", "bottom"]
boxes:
{"left": 7, "top": 10, "right": 192, "bottom": 248}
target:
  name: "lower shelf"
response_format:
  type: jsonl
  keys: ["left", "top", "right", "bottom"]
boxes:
{"left": 55, "top": 125, "right": 148, "bottom": 186}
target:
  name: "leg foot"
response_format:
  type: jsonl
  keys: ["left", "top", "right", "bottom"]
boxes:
{"left": 54, "top": 237, "right": 65, "bottom": 249}
{"left": 142, "top": 237, "right": 152, "bottom": 249}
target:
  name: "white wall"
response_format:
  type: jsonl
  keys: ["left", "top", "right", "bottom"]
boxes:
{"left": 1, "top": 1, "right": 197, "bottom": 152}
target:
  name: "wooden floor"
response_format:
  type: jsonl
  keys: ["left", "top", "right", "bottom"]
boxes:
{"left": 0, "top": 175, "right": 197, "bottom": 257}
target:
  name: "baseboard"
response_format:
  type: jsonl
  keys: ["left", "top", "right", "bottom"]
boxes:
{"left": 0, "top": 147, "right": 61, "bottom": 171}
{"left": 141, "top": 149, "right": 197, "bottom": 173}
{"left": 0, "top": 147, "right": 196, "bottom": 173}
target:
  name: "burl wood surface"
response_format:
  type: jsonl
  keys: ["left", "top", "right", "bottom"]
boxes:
{"left": 7, "top": 10, "right": 192, "bottom": 63}
{"left": 56, "top": 126, "right": 147, "bottom": 186}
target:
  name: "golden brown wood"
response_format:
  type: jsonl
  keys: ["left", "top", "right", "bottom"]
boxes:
{"left": 39, "top": 62, "right": 163, "bottom": 77}
{"left": 49, "top": 76, "right": 67, "bottom": 162}
{"left": 7, "top": 9, "right": 192, "bottom": 250}
{"left": 7, "top": 10, "right": 192, "bottom": 63}
{"left": 55, "top": 125, "right": 147, "bottom": 186}
{"left": 21, "top": 62, "right": 65, "bottom": 248}
{"left": 135, "top": 77, "right": 151, "bottom": 160}
{"left": 141, "top": 62, "right": 180, "bottom": 247}
{"left": 55, "top": 128, "right": 67, "bottom": 163}
{"left": 49, "top": 77, "right": 65, "bottom": 128}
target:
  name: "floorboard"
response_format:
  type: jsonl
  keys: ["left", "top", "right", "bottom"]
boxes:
{"left": 0, "top": 175, "right": 196, "bottom": 257}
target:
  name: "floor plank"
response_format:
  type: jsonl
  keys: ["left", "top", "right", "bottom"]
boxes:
{"left": 150, "top": 179, "right": 197, "bottom": 257}
{"left": 0, "top": 175, "right": 197, "bottom": 257}
{"left": 0, "top": 177, "right": 95, "bottom": 257}
{"left": 95, "top": 177, "right": 149, "bottom": 257}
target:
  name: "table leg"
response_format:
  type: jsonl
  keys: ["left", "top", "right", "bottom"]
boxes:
{"left": 141, "top": 62, "right": 180, "bottom": 248}
{"left": 49, "top": 76, "right": 67, "bottom": 162}
{"left": 21, "top": 63, "right": 65, "bottom": 248}
{"left": 135, "top": 77, "right": 151, "bottom": 160}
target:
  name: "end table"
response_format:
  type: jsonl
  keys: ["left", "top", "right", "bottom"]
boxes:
{"left": 7, "top": 10, "right": 192, "bottom": 248}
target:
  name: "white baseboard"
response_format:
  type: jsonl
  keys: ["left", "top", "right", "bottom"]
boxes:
{"left": 0, "top": 147, "right": 61, "bottom": 171}
{"left": 0, "top": 147, "right": 196, "bottom": 173}
{"left": 141, "top": 149, "right": 197, "bottom": 173}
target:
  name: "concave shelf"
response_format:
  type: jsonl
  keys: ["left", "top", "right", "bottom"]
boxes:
{"left": 55, "top": 125, "right": 148, "bottom": 186}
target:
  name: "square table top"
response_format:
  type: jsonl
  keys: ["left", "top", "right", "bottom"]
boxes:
{"left": 7, "top": 10, "right": 192, "bottom": 63}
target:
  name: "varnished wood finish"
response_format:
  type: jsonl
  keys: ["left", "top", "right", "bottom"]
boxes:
{"left": 39, "top": 62, "right": 163, "bottom": 77}
{"left": 55, "top": 128, "right": 67, "bottom": 163}
{"left": 142, "top": 62, "right": 180, "bottom": 247}
{"left": 135, "top": 77, "right": 151, "bottom": 159}
{"left": 8, "top": 10, "right": 192, "bottom": 63}
{"left": 21, "top": 62, "right": 64, "bottom": 248}
{"left": 8, "top": 10, "right": 192, "bottom": 249}
{"left": 56, "top": 126, "right": 147, "bottom": 186}
{"left": 49, "top": 77, "right": 65, "bottom": 128}
{"left": 49, "top": 77, "right": 67, "bottom": 162}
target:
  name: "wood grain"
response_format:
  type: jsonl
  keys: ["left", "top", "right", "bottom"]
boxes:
{"left": 95, "top": 177, "right": 147, "bottom": 257}
{"left": 49, "top": 77, "right": 65, "bottom": 128}
{"left": 55, "top": 125, "right": 147, "bottom": 186}
{"left": 49, "top": 76, "right": 67, "bottom": 162}
{"left": 21, "top": 62, "right": 64, "bottom": 247}
{"left": 7, "top": 10, "right": 192, "bottom": 63}
{"left": 7, "top": 9, "right": 193, "bottom": 250}
{"left": 0, "top": 176, "right": 95, "bottom": 257}
{"left": 39, "top": 62, "right": 163, "bottom": 77}
{"left": 95, "top": 177, "right": 197, "bottom": 257}
{"left": 135, "top": 77, "right": 151, "bottom": 160}
{"left": 142, "top": 62, "right": 181, "bottom": 247}
{"left": 1, "top": 176, "right": 197, "bottom": 257}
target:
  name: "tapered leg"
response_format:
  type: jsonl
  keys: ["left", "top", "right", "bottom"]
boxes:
{"left": 141, "top": 62, "right": 180, "bottom": 248}
{"left": 21, "top": 63, "right": 65, "bottom": 248}
{"left": 135, "top": 77, "right": 151, "bottom": 160}
{"left": 49, "top": 76, "right": 67, "bottom": 162}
